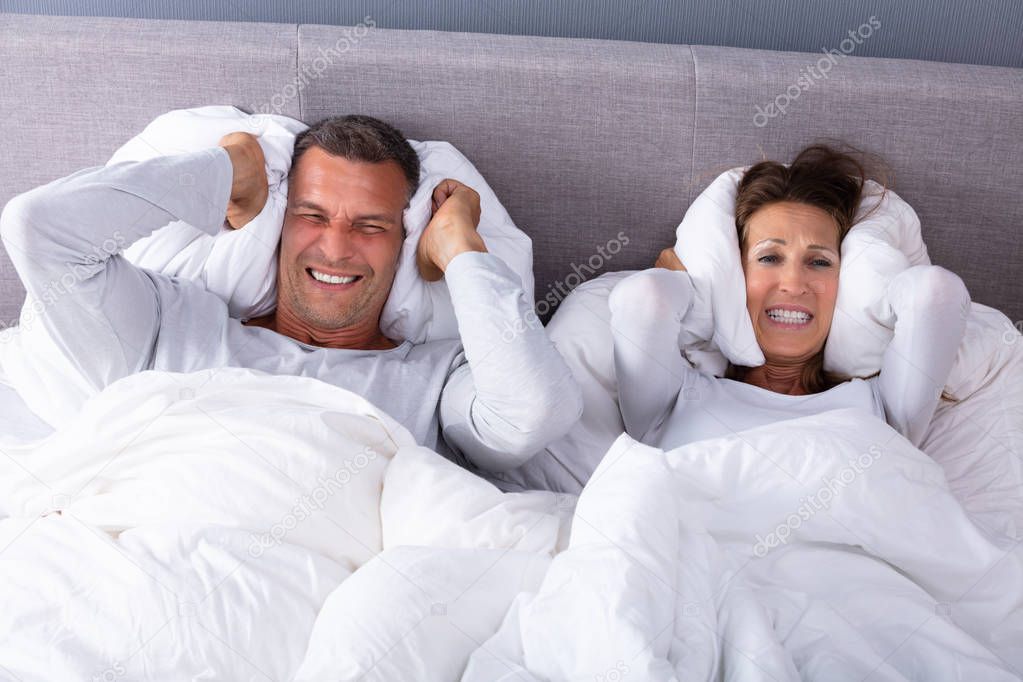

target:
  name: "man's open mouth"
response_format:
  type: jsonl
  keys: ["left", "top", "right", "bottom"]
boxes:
{"left": 307, "top": 268, "right": 362, "bottom": 286}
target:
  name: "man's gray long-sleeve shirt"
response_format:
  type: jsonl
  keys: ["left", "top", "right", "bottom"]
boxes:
{"left": 0, "top": 148, "right": 582, "bottom": 472}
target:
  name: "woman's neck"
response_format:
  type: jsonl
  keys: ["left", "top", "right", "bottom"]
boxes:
{"left": 741, "top": 361, "right": 807, "bottom": 395}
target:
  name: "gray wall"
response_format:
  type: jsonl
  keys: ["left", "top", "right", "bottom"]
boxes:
{"left": 2, "top": 0, "right": 1021, "bottom": 68}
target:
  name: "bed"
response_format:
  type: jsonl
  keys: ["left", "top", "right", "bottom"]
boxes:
{"left": 1, "top": 12, "right": 1021, "bottom": 681}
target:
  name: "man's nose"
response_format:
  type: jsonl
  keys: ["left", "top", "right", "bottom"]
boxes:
{"left": 319, "top": 224, "right": 357, "bottom": 262}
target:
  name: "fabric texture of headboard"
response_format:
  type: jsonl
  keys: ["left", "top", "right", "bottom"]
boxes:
{"left": 1, "top": 13, "right": 1021, "bottom": 327}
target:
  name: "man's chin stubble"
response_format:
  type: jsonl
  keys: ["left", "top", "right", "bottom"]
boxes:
{"left": 297, "top": 289, "right": 379, "bottom": 331}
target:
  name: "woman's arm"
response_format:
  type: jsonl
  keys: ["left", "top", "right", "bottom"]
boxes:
{"left": 877, "top": 265, "right": 970, "bottom": 447}
{"left": 609, "top": 267, "right": 698, "bottom": 441}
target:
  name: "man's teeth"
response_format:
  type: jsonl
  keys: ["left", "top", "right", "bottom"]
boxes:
{"left": 310, "top": 269, "right": 358, "bottom": 285}
{"left": 767, "top": 309, "right": 811, "bottom": 324}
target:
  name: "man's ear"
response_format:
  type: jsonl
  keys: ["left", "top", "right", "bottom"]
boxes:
{"left": 275, "top": 220, "right": 288, "bottom": 265}
{"left": 401, "top": 198, "right": 411, "bottom": 240}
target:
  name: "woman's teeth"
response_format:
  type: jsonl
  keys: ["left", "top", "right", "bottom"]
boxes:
{"left": 766, "top": 309, "right": 811, "bottom": 324}
{"left": 310, "top": 269, "right": 358, "bottom": 285}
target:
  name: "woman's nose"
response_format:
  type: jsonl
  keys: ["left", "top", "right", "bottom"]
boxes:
{"left": 778, "top": 264, "right": 810, "bottom": 295}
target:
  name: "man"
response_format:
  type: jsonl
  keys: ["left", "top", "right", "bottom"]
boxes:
{"left": 0, "top": 115, "right": 582, "bottom": 472}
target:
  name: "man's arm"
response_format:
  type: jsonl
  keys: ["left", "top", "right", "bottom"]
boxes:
{"left": 422, "top": 180, "right": 583, "bottom": 472}
{"left": 0, "top": 136, "right": 261, "bottom": 393}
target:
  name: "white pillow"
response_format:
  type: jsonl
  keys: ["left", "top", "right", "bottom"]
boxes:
{"left": 824, "top": 180, "right": 930, "bottom": 376}
{"left": 673, "top": 168, "right": 764, "bottom": 368}
{"left": 110, "top": 105, "right": 304, "bottom": 319}
{"left": 386, "top": 140, "right": 533, "bottom": 343}
{"left": 111, "top": 106, "right": 534, "bottom": 343}
{"left": 921, "top": 304, "right": 1023, "bottom": 542}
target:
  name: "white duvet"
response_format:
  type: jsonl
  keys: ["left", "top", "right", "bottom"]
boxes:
{"left": 0, "top": 367, "right": 1020, "bottom": 680}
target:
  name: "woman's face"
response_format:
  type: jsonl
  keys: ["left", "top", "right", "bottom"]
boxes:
{"left": 742, "top": 201, "right": 841, "bottom": 364}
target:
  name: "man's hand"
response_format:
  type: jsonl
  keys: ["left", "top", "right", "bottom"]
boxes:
{"left": 218, "top": 132, "right": 268, "bottom": 229}
{"left": 655, "top": 246, "right": 686, "bottom": 271}
{"left": 416, "top": 178, "right": 486, "bottom": 281}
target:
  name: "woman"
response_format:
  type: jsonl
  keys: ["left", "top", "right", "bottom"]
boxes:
{"left": 609, "top": 145, "right": 969, "bottom": 449}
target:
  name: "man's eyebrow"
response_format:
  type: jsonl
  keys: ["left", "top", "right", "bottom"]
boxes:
{"left": 289, "top": 201, "right": 398, "bottom": 225}
{"left": 351, "top": 214, "right": 399, "bottom": 225}
{"left": 291, "top": 199, "right": 327, "bottom": 213}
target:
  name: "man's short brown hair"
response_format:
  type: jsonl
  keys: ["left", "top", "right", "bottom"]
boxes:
{"left": 290, "top": 115, "right": 420, "bottom": 200}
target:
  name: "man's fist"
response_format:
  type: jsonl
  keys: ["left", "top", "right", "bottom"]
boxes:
{"left": 655, "top": 246, "right": 686, "bottom": 271}
{"left": 218, "top": 132, "right": 268, "bottom": 229}
{"left": 416, "top": 178, "right": 486, "bottom": 281}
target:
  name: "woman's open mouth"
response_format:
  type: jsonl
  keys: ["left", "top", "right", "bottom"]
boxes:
{"left": 765, "top": 305, "right": 813, "bottom": 328}
{"left": 307, "top": 268, "right": 363, "bottom": 289}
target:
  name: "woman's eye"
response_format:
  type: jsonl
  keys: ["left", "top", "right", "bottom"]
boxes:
{"left": 810, "top": 258, "right": 833, "bottom": 268}
{"left": 757, "top": 254, "right": 779, "bottom": 264}
{"left": 359, "top": 225, "right": 385, "bottom": 234}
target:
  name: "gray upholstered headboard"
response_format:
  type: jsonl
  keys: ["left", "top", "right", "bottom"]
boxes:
{"left": 2, "top": 13, "right": 1021, "bottom": 327}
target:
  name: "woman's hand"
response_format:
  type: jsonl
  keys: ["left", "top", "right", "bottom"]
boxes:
{"left": 655, "top": 246, "right": 686, "bottom": 271}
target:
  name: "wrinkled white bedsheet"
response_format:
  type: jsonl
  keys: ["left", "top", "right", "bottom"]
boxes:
{"left": 0, "top": 368, "right": 1019, "bottom": 681}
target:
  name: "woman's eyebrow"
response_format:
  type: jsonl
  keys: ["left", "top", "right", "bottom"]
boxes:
{"left": 754, "top": 239, "right": 836, "bottom": 250}
{"left": 752, "top": 238, "right": 786, "bottom": 248}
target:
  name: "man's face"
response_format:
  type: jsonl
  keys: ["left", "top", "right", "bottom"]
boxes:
{"left": 278, "top": 146, "right": 407, "bottom": 332}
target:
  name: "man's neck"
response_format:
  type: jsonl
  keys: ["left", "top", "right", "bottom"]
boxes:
{"left": 243, "top": 310, "right": 398, "bottom": 350}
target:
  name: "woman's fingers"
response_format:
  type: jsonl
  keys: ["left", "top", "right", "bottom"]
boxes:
{"left": 655, "top": 247, "right": 686, "bottom": 271}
